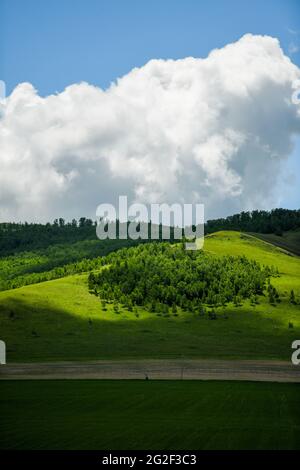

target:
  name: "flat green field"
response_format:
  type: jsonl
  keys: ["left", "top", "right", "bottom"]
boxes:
{"left": 0, "top": 231, "right": 299, "bottom": 361}
{"left": 0, "top": 380, "right": 299, "bottom": 450}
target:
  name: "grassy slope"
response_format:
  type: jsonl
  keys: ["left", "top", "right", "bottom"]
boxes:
{"left": 0, "top": 231, "right": 299, "bottom": 362}
{"left": 248, "top": 229, "right": 300, "bottom": 256}
{"left": 205, "top": 231, "right": 300, "bottom": 293}
{"left": 0, "top": 380, "right": 299, "bottom": 450}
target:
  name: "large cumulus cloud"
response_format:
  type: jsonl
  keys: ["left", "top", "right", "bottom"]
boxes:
{"left": 0, "top": 34, "right": 299, "bottom": 222}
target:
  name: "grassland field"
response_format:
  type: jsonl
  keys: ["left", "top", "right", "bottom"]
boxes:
{"left": 0, "top": 379, "right": 299, "bottom": 450}
{"left": 0, "top": 231, "right": 299, "bottom": 362}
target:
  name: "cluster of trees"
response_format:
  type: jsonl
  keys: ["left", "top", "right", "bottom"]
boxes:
{"left": 206, "top": 209, "right": 300, "bottom": 235}
{"left": 0, "top": 221, "right": 180, "bottom": 291}
{"left": 0, "top": 236, "right": 148, "bottom": 291}
{"left": 88, "top": 242, "right": 274, "bottom": 311}
{"left": 1, "top": 256, "right": 104, "bottom": 291}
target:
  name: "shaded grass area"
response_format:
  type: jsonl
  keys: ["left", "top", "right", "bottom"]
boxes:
{"left": 0, "top": 277, "right": 299, "bottom": 361}
{"left": 0, "top": 380, "right": 299, "bottom": 450}
{"left": 0, "top": 232, "right": 299, "bottom": 362}
{"left": 248, "top": 229, "right": 300, "bottom": 257}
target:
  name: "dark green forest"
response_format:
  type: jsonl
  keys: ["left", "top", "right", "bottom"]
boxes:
{"left": 0, "top": 217, "right": 97, "bottom": 255}
{"left": 1, "top": 208, "right": 299, "bottom": 255}
{"left": 206, "top": 208, "right": 300, "bottom": 235}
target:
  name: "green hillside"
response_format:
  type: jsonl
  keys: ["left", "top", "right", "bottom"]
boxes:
{"left": 248, "top": 229, "right": 300, "bottom": 256}
{"left": 0, "top": 238, "right": 146, "bottom": 291}
{"left": 0, "top": 231, "right": 299, "bottom": 362}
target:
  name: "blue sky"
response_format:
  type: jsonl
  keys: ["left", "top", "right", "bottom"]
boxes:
{"left": 1, "top": 0, "right": 300, "bottom": 96}
{"left": 0, "top": 0, "right": 299, "bottom": 217}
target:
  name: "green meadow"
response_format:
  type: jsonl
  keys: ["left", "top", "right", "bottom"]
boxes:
{"left": 0, "top": 380, "right": 299, "bottom": 450}
{"left": 0, "top": 231, "right": 299, "bottom": 362}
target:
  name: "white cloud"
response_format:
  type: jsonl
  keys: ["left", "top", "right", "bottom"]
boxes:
{"left": 0, "top": 33, "right": 300, "bottom": 222}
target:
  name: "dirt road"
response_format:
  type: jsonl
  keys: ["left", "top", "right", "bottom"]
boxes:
{"left": 1, "top": 359, "right": 300, "bottom": 382}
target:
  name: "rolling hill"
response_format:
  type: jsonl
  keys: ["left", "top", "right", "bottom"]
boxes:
{"left": 248, "top": 229, "right": 300, "bottom": 256}
{"left": 0, "top": 231, "right": 299, "bottom": 362}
